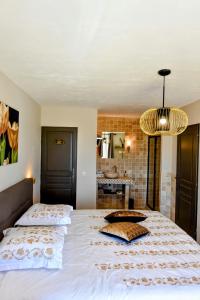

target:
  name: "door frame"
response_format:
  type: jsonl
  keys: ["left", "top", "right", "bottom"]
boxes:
{"left": 175, "top": 124, "right": 199, "bottom": 239}
{"left": 146, "top": 136, "right": 161, "bottom": 210}
{"left": 41, "top": 126, "right": 77, "bottom": 208}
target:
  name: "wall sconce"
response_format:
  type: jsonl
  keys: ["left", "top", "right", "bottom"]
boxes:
{"left": 126, "top": 140, "right": 131, "bottom": 153}
{"left": 26, "top": 168, "right": 36, "bottom": 184}
{"left": 26, "top": 169, "right": 32, "bottom": 179}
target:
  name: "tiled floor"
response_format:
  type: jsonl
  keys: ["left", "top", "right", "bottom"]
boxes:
{"left": 96, "top": 195, "right": 125, "bottom": 209}
{"left": 96, "top": 195, "right": 151, "bottom": 210}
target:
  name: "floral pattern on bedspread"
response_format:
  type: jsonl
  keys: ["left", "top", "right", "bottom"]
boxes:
{"left": 90, "top": 224, "right": 179, "bottom": 230}
{"left": 123, "top": 276, "right": 200, "bottom": 286}
{"left": 114, "top": 249, "right": 200, "bottom": 256}
{"left": 90, "top": 239, "right": 196, "bottom": 247}
{"left": 95, "top": 261, "right": 200, "bottom": 271}
{"left": 1, "top": 209, "right": 200, "bottom": 299}
{"left": 78, "top": 210, "right": 200, "bottom": 289}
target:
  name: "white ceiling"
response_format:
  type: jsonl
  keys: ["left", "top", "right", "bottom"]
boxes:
{"left": 0, "top": 0, "right": 200, "bottom": 115}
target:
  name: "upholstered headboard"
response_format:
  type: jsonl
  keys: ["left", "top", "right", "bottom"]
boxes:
{"left": 0, "top": 179, "right": 33, "bottom": 240}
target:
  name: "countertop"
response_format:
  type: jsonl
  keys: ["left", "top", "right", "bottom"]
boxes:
{"left": 96, "top": 176, "right": 134, "bottom": 185}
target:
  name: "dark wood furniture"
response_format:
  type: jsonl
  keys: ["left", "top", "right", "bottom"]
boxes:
{"left": 0, "top": 179, "right": 33, "bottom": 240}
{"left": 146, "top": 136, "right": 161, "bottom": 210}
{"left": 176, "top": 124, "right": 199, "bottom": 239}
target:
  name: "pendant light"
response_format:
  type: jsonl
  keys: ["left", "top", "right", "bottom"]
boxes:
{"left": 140, "top": 69, "right": 188, "bottom": 136}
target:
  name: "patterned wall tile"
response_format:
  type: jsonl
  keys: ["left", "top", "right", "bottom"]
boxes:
{"left": 160, "top": 172, "right": 176, "bottom": 219}
{"left": 97, "top": 116, "right": 148, "bottom": 208}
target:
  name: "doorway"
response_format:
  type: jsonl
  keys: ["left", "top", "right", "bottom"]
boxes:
{"left": 41, "top": 127, "right": 77, "bottom": 208}
{"left": 176, "top": 124, "right": 199, "bottom": 239}
{"left": 146, "top": 136, "right": 161, "bottom": 210}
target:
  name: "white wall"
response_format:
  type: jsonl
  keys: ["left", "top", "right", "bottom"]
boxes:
{"left": 160, "top": 136, "right": 173, "bottom": 217}
{"left": 0, "top": 71, "right": 41, "bottom": 202}
{"left": 182, "top": 100, "right": 200, "bottom": 125}
{"left": 41, "top": 105, "right": 97, "bottom": 209}
{"left": 160, "top": 136, "right": 177, "bottom": 220}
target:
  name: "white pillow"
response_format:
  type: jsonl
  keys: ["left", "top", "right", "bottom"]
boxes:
{"left": 0, "top": 226, "right": 65, "bottom": 271}
{"left": 3, "top": 225, "right": 68, "bottom": 236}
{"left": 15, "top": 203, "right": 73, "bottom": 226}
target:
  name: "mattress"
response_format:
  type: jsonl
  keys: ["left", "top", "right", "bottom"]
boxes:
{"left": 0, "top": 209, "right": 200, "bottom": 300}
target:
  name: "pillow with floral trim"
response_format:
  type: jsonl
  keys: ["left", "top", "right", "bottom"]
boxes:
{"left": 100, "top": 222, "right": 149, "bottom": 242}
{"left": 0, "top": 226, "right": 65, "bottom": 271}
{"left": 104, "top": 210, "right": 147, "bottom": 223}
{"left": 3, "top": 225, "right": 68, "bottom": 236}
{"left": 15, "top": 203, "right": 73, "bottom": 227}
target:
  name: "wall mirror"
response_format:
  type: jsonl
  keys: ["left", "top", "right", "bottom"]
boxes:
{"left": 97, "top": 132, "right": 125, "bottom": 159}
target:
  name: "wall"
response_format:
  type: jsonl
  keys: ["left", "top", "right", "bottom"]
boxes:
{"left": 0, "top": 71, "right": 41, "bottom": 202}
{"left": 182, "top": 100, "right": 200, "bottom": 125}
{"left": 160, "top": 136, "right": 177, "bottom": 220}
{"left": 97, "top": 116, "right": 148, "bottom": 208}
{"left": 41, "top": 105, "right": 97, "bottom": 209}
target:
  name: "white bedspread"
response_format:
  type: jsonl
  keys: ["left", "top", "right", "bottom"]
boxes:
{"left": 0, "top": 209, "right": 200, "bottom": 300}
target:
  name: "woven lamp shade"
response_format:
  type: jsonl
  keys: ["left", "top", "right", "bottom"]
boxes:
{"left": 140, "top": 107, "right": 188, "bottom": 136}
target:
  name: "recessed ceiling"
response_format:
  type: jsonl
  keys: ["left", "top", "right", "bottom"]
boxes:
{"left": 0, "top": 0, "right": 200, "bottom": 115}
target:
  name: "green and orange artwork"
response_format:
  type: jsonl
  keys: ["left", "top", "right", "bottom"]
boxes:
{"left": 0, "top": 101, "right": 19, "bottom": 166}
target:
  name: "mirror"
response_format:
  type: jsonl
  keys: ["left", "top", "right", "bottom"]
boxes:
{"left": 97, "top": 132, "right": 125, "bottom": 159}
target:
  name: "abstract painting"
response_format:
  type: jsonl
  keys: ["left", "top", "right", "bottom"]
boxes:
{"left": 0, "top": 101, "right": 19, "bottom": 166}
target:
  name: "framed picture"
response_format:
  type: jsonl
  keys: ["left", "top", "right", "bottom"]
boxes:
{"left": 0, "top": 101, "right": 19, "bottom": 166}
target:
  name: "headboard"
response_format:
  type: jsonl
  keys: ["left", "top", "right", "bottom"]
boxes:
{"left": 0, "top": 179, "right": 33, "bottom": 240}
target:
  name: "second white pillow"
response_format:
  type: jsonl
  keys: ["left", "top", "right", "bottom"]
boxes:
{"left": 15, "top": 203, "right": 73, "bottom": 226}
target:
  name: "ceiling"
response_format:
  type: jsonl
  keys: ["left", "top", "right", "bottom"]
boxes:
{"left": 0, "top": 0, "right": 200, "bottom": 115}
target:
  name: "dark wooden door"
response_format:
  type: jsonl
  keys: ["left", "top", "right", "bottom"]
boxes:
{"left": 176, "top": 124, "right": 199, "bottom": 239}
{"left": 41, "top": 127, "right": 77, "bottom": 208}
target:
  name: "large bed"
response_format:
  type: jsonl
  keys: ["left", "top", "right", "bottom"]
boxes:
{"left": 0, "top": 180, "right": 200, "bottom": 300}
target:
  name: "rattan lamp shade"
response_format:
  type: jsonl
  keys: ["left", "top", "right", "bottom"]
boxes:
{"left": 140, "top": 107, "right": 188, "bottom": 136}
{"left": 140, "top": 69, "right": 188, "bottom": 136}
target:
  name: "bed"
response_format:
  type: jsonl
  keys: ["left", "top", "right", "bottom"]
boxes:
{"left": 0, "top": 179, "right": 200, "bottom": 300}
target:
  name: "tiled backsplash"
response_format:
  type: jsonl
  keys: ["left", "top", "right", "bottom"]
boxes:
{"left": 97, "top": 116, "right": 148, "bottom": 208}
{"left": 160, "top": 172, "right": 176, "bottom": 220}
